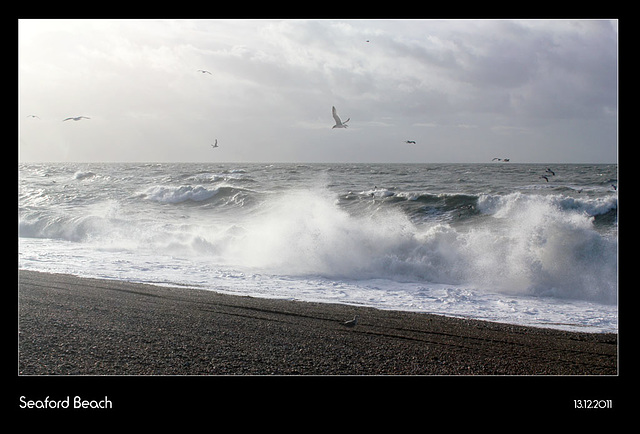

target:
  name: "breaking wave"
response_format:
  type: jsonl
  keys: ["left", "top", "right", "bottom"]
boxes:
{"left": 19, "top": 164, "right": 618, "bottom": 308}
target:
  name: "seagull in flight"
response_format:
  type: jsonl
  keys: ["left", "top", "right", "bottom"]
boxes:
{"left": 26, "top": 115, "right": 40, "bottom": 119}
{"left": 545, "top": 167, "right": 555, "bottom": 176}
{"left": 63, "top": 116, "right": 90, "bottom": 122}
{"left": 404, "top": 140, "right": 416, "bottom": 144}
{"left": 539, "top": 175, "right": 549, "bottom": 182}
{"left": 197, "top": 69, "right": 212, "bottom": 75}
{"left": 332, "top": 106, "right": 350, "bottom": 129}
{"left": 211, "top": 139, "right": 218, "bottom": 148}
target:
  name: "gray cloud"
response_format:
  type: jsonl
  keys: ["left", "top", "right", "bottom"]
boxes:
{"left": 19, "top": 19, "right": 617, "bottom": 163}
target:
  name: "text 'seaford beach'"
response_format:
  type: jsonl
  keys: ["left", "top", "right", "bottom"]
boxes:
{"left": 19, "top": 396, "right": 113, "bottom": 410}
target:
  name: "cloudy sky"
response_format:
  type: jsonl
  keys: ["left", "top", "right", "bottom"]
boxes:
{"left": 18, "top": 19, "right": 618, "bottom": 163}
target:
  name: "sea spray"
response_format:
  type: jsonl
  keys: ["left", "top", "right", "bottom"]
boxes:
{"left": 465, "top": 194, "right": 617, "bottom": 303}
{"left": 214, "top": 188, "right": 616, "bottom": 305}
{"left": 19, "top": 175, "right": 617, "bottom": 303}
{"left": 18, "top": 162, "right": 618, "bottom": 332}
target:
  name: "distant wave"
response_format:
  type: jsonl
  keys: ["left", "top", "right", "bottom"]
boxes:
{"left": 140, "top": 185, "right": 220, "bottom": 204}
{"left": 477, "top": 192, "right": 617, "bottom": 220}
{"left": 136, "top": 184, "right": 255, "bottom": 206}
{"left": 73, "top": 170, "right": 96, "bottom": 180}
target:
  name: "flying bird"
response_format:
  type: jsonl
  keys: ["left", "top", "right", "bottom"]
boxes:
{"left": 492, "top": 158, "right": 502, "bottom": 161}
{"left": 539, "top": 175, "right": 549, "bottom": 182}
{"left": 197, "top": 69, "right": 212, "bottom": 75}
{"left": 545, "top": 168, "right": 555, "bottom": 176}
{"left": 63, "top": 116, "right": 90, "bottom": 122}
{"left": 211, "top": 139, "right": 218, "bottom": 148}
{"left": 404, "top": 140, "right": 416, "bottom": 144}
{"left": 26, "top": 115, "right": 40, "bottom": 119}
{"left": 332, "top": 106, "right": 350, "bottom": 129}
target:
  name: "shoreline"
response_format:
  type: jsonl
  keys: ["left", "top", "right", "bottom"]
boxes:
{"left": 18, "top": 269, "right": 617, "bottom": 375}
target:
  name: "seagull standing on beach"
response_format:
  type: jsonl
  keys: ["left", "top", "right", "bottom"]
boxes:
{"left": 63, "top": 116, "right": 90, "bottom": 122}
{"left": 332, "top": 106, "right": 350, "bottom": 129}
{"left": 342, "top": 316, "right": 358, "bottom": 327}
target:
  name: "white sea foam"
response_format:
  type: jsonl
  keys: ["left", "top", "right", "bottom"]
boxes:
{"left": 213, "top": 188, "right": 618, "bottom": 305}
{"left": 141, "top": 185, "right": 220, "bottom": 203}
{"left": 18, "top": 163, "right": 618, "bottom": 332}
{"left": 73, "top": 170, "right": 96, "bottom": 180}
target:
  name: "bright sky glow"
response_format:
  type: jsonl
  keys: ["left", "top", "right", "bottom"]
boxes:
{"left": 19, "top": 19, "right": 618, "bottom": 163}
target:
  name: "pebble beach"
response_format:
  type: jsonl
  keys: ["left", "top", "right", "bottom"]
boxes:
{"left": 18, "top": 270, "right": 617, "bottom": 376}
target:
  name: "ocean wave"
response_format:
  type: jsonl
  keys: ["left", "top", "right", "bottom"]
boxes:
{"left": 477, "top": 192, "right": 617, "bottom": 219}
{"left": 185, "top": 171, "right": 256, "bottom": 185}
{"left": 218, "top": 188, "right": 617, "bottom": 305}
{"left": 18, "top": 163, "right": 618, "bottom": 331}
{"left": 19, "top": 212, "right": 114, "bottom": 243}
{"left": 18, "top": 164, "right": 618, "bottom": 307}
{"left": 140, "top": 185, "right": 221, "bottom": 204}
{"left": 138, "top": 185, "right": 259, "bottom": 211}
{"left": 73, "top": 170, "right": 96, "bottom": 180}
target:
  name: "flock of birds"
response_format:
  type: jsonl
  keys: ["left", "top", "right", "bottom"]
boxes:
{"left": 27, "top": 114, "right": 91, "bottom": 122}
{"left": 332, "top": 106, "right": 420, "bottom": 147}
{"left": 22, "top": 57, "right": 472, "bottom": 155}
{"left": 211, "top": 105, "right": 363, "bottom": 149}
{"left": 538, "top": 167, "right": 556, "bottom": 182}
{"left": 27, "top": 102, "right": 413, "bottom": 151}
{"left": 26, "top": 71, "right": 404, "bottom": 151}
{"left": 534, "top": 166, "right": 616, "bottom": 190}
{"left": 22, "top": 68, "right": 616, "bottom": 188}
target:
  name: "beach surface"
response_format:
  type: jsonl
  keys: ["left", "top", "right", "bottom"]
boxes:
{"left": 18, "top": 270, "right": 617, "bottom": 375}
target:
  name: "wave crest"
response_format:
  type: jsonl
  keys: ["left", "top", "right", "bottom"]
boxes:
{"left": 220, "top": 189, "right": 617, "bottom": 304}
{"left": 19, "top": 184, "right": 617, "bottom": 305}
{"left": 141, "top": 185, "right": 219, "bottom": 203}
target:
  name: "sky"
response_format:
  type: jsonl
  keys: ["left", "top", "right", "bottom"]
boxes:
{"left": 18, "top": 19, "right": 618, "bottom": 163}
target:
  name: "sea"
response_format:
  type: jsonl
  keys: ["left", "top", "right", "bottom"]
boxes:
{"left": 18, "top": 162, "right": 618, "bottom": 333}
